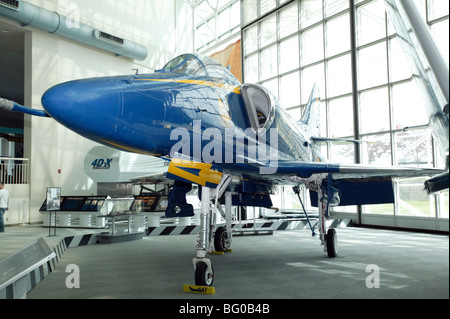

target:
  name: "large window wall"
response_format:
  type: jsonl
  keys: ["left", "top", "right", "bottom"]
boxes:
{"left": 194, "top": 0, "right": 449, "bottom": 230}
{"left": 194, "top": 0, "right": 241, "bottom": 54}
{"left": 240, "top": 0, "right": 448, "bottom": 229}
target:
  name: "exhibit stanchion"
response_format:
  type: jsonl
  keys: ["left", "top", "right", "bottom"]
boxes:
{"left": 48, "top": 211, "right": 57, "bottom": 237}
{"left": 46, "top": 187, "right": 61, "bottom": 237}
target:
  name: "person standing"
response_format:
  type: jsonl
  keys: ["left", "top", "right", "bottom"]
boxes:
{"left": 0, "top": 182, "right": 9, "bottom": 232}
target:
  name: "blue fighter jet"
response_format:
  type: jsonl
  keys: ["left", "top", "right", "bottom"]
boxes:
{"left": 0, "top": 53, "right": 446, "bottom": 287}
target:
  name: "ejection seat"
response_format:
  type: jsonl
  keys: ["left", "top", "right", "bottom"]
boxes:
{"left": 240, "top": 83, "right": 273, "bottom": 132}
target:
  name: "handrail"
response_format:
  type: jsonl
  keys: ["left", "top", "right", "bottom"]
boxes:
{"left": 0, "top": 157, "right": 29, "bottom": 184}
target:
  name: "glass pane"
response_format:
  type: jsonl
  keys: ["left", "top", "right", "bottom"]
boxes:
{"left": 330, "top": 143, "right": 355, "bottom": 164}
{"left": 391, "top": 80, "right": 429, "bottom": 129}
{"left": 260, "top": 44, "right": 278, "bottom": 80}
{"left": 244, "top": 53, "right": 259, "bottom": 83}
{"left": 397, "top": 177, "right": 436, "bottom": 217}
{"left": 261, "top": 78, "right": 279, "bottom": 100}
{"left": 287, "top": 107, "right": 302, "bottom": 122}
{"left": 359, "top": 87, "right": 390, "bottom": 134}
{"left": 327, "top": 54, "right": 352, "bottom": 98}
{"left": 230, "top": 1, "right": 240, "bottom": 28}
{"left": 300, "top": 24, "right": 324, "bottom": 66}
{"left": 301, "top": 62, "right": 325, "bottom": 104}
{"left": 362, "top": 133, "right": 392, "bottom": 165}
{"left": 428, "top": 0, "right": 449, "bottom": 21}
{"left": 329, "top": 95, "right": 354, "bottom": 138}
{"left": 280, "top": 3, "right": 299, "bottom": 39}
{"left": 196, "top": 1, "right": 214, "bottom": 26}
{"left": 326, "top": 12, "right": 350, "bottom": 57}
{"left": 279, "top": 36, "right": 299, "bottom": 74}
{"left": 260, "top": 0, "right": 277, "bottom": 16}
{"left": 243, "top": 0, "right": 258, "bottom": 25}
{"left": 389, "top": 37, "right": 414, "bottom": 82}
{"left": 280, "top": 72, "right": 301, "bottom": 108}
{"left": 358, "top": 42, "right": 388, "bottom": 90}
{"left": 261, "top": 16, "right": 277, "bottom": 47}
{"left": 356, "top": 0, "right": 386, "bottom": 46}
{"left": 362, "top": 204, "right": 394, "bottom": 215}
{"left": 395, "top": 129, "right": 433, "bottom": 167}
{"left": 300, "top": 0, "right": 323, "bottom": 29}
{"left": 244, "top": 25, "right": 258, "bottom": 55}
{"left": 324, "top": 0, "right": 349, "bottom": 17}
{"left": 438, "top": 190, "right": 449, "bottom": 218}
{"left": 431, "top": 20, "right": 449, "bottom": 67}
{"left": 196, "top": 21, "right": 214, "bottom": 48}
{"left": 217, "top": 9, "right": 230, "bottom": 36}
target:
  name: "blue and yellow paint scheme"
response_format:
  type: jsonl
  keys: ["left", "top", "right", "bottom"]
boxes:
{"left": 2, "top": 53, "right": 444, "bottom": 211}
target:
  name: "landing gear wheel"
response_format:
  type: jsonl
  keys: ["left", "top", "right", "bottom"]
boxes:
{"left": 326, "top": 228, "right": 338, "bottom": 258}
{"left": 214, "top": 226, "right": 229, "bottom": 252}
{"left": 195, "top": 261, "right": 214, "bottom": 286}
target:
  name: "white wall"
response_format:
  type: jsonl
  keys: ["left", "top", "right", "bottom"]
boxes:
{"left": 7, "top": 0, "right": 194, "bottom": 224}
{"left": 2, "top": 184, "right": 30, "bottom": 225}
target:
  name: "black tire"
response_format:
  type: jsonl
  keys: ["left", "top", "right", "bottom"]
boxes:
{"left": 326, "top": 228, "right": 338, "bottom": 258}
{"left": 214, "top": 226, "right": 229, "bottom": 252}
{"left": 195, "top": 261, "right": 214, "bottom": 286}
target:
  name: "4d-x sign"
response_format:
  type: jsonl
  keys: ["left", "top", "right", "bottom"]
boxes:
{"left": 91, "top": 158, "right": 113, "bottom": 169}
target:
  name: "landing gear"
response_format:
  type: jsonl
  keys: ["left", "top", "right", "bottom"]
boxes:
{"left": 326, "top": 228, "right": 338, "bottom": 258}
{"left": 192, "top": 173, "right": 232, "bottom": 287}
{"left": 214, "top": 226, "right": 231, "bottom": 252}
{"left": 291, "top": 173, "right": 338, "bottom": 259}
{"left": 195, "top": 261, "right": 214, "bottom": 286}
{"left": 317, "top": 182, "right": 338, "bottom": 258}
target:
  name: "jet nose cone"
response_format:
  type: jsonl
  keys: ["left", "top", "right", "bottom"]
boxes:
{"left": 42, "top": 78, "right": 122, "bottom": 139}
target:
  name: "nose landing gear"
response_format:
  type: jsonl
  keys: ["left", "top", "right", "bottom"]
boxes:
{"left": 191, "top": 174, "right": 233, "bottom": 288}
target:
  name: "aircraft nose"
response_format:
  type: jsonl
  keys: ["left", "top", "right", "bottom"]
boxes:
{"left": 42, "top": 78, "right": 122, "bottom": 139}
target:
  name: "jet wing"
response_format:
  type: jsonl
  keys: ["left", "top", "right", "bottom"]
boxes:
{"left": 245, "top": 160, "right": 446, "bottom": 207}
{"left": 260, "top": 160, "right": 443, "bottom": 179}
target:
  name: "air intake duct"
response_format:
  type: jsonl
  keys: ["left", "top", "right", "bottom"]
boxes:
{"left": 0, "top": 0, "right": 148, "bottom": 61}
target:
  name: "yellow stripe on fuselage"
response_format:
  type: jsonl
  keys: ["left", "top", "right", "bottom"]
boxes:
{"left": 99, "top": 139, "right": 159, "bottom": 156}
{"left": 134, "top": 78, "right": 241, "bottom": 94}
{"left": 168, "top": 158, "right": 223, "bottom": 186}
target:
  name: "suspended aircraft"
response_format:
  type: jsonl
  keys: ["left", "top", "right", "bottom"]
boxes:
{"left": 0, "top": 51, "right": 446, "bottom": 287}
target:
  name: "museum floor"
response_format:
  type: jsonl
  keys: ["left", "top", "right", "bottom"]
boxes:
{"left": 1, "top": 224, "right": 448, "bottom": 299}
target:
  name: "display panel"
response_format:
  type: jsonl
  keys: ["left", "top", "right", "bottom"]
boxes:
{"left": 131, "top": 194, "right": 160, "bottom": 213}
{"left": 39, "top": 196, "right": 107, "bottom": 212}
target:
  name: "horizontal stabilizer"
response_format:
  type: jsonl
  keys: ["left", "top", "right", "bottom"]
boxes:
{"left": 312, "top": 137, "right": 362, "bottom": 144}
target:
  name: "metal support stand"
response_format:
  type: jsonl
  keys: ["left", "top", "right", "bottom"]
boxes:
{"left": 224, "top": 191, "right": 233, "bottom": 247}
{"left": 293, "top": 186, "right": 316, "bottom": 237}
{"left": 48, "top": 211, "right": 57, "bottom": 237}
{"left": 196, "top": 186, "right": 211, "bottom": 259}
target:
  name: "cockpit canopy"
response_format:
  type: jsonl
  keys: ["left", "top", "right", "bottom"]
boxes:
{"left": 156, "top": 54, "right": 240, "bottom": 86}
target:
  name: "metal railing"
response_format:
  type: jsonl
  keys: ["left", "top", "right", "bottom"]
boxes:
{"left": 0, "top": 157, "right": 29, "bottom": 184}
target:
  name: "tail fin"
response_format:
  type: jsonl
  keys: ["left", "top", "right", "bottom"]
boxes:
{"left": 299, "top": 83, "right": 321, "bottom": 137}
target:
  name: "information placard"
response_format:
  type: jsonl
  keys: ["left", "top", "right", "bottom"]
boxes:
{"left": 46, "top": 187, "right": 61, "bottom": 211}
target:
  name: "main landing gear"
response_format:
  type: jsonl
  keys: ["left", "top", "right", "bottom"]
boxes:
{"left": 193, "top": 173, "right": 232, "bottom": 287}
{"left": 292, "top": 173, "right": 338, "bottom": 258}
